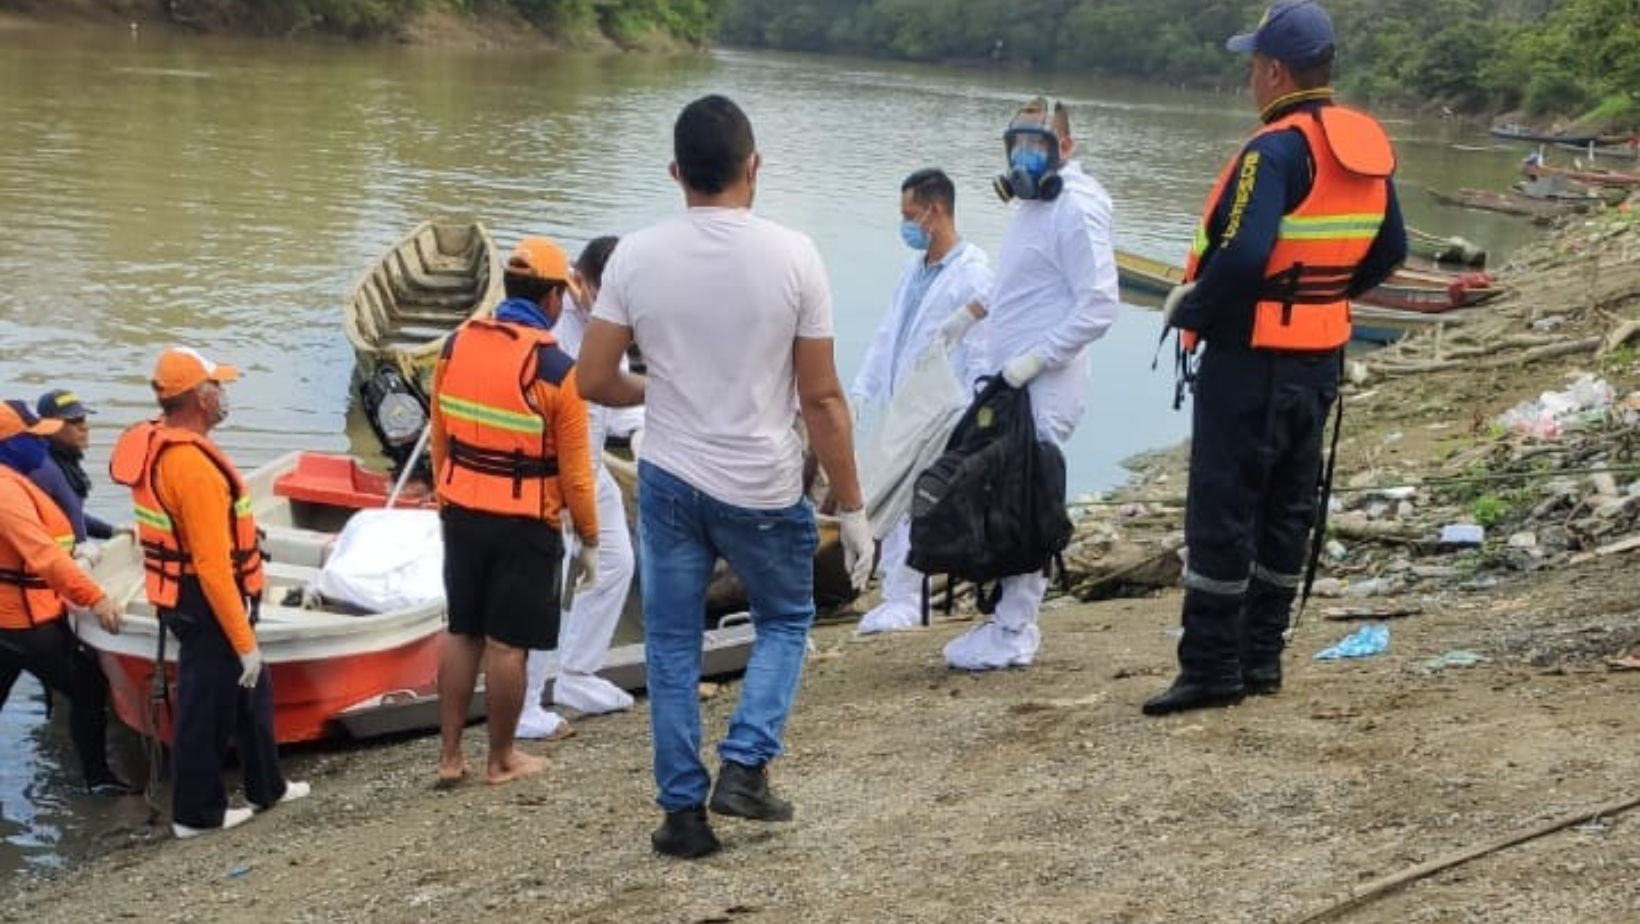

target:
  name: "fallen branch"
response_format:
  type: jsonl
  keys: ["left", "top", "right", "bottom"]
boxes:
{"left": 1600, "top": 317, "right": 1640, "bottom": 355}
{"left": 1288, "top": 794, "right": 1640, "bottom": 924}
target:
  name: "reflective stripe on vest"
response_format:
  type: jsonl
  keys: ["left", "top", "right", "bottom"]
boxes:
{"left": 0, "top": 467, "right": 76, "bottom": 628}
{"left": 108, "top": 420, "right": 266, "bottom": 609}
{"left": 1182, "top": 104, "right": 1394, "bottom": 352}
{"left": 435, "top": 319, "right": 563, "bottom": 520}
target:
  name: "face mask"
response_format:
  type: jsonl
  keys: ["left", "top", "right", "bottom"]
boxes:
{"left": 899, "top": 217, "right": 931, "bottom": 250}
{"left": 993, "top": 124, "right": 1064, "bottom": 202}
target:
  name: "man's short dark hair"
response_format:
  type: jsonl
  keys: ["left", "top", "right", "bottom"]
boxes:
{"left": 674, "top": 94, "right": 755, "bottom": 195}
{"left": 902, "top": 168, "right": 956, "bottom": 214}
{"left": 1288, "top": 45, "right": 1336, "bottom": 90}
{"left": 503, "top": 273, "right": 560, "bottom": 303}
{"left": 576, "top": 236, "right": 620, "bottom": 287}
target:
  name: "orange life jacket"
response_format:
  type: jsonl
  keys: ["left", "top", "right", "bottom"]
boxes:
{"left": 0, "top": 467, "right": 76, "bottom": 629}
{"left": 434, "top": 318, "right": 567, "bottom": 520}
{"left": 1182, "top": 104, "right": 1395, "bottom": 352}
{"left": 108, "top": 421, "right": 266, "bottom": 609}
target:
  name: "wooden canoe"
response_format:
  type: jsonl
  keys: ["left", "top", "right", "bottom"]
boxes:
{"left": 1406, "top": 226, "right": 1487, "bottom": 267}
{"left": 1428, "top": 187, "right": 1599, "bottom": 221}
{"left": 1522, "top": 160, "right": 1640, "bottom": 190}
{"left": 1114, "top": 249, "right": 1185, "bottom": 300}
{"left": 343, "top": 220, "right": 505, "bottom": 396}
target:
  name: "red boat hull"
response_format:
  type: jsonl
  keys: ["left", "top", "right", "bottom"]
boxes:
{"left": 94, "top": 632, "right": 443, "bottom": 744}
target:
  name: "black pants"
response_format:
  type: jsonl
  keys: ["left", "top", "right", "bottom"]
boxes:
{"left": 1178, "top": 346, "right": 1339, "bottom": 679}
{"left": 0, "top": 617, "right": 118, "bottom": 786}
{"left": 163, "top": 578, "right": 286, "bottom": 828}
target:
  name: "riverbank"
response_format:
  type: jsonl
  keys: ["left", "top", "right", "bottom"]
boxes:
{"left": 10, "top": 210, "right": 1640, "bottom": 920}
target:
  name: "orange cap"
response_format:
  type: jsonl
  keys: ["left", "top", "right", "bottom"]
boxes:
{"left": 505, "top": 236, "right": 570, "bottom": 283}
{"left": 0, "top": 401, "right": 64, "bottom": 441}
{"left": 151, "top": 347, "right": 240, "bottom": 400}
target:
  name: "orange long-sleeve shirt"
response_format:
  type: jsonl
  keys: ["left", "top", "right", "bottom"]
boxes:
{"left": 0, "top": 472, "right": 105, "bottom": 628}
{"left": 429, "top": 348, "right": 599, "bottom": 546}
{"left": 152, "top": 444, "right": 258, "bottom": 654}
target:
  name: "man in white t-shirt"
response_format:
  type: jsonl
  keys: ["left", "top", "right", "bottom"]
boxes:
{"left": 577, "top": 94, "right": 873, "bottom": 861}
{"left": 937, "top": 95, "right": 1121, "bottom": 671}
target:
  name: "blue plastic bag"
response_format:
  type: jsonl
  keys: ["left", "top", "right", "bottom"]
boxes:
{"left": 1314, "top": 623, "right": 1390, "bottom": 660}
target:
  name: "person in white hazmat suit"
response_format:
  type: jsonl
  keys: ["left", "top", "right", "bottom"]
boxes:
{"left": 937, "top": 96, "right": 1121, "bottom": 670}
{"left": 517, "top": 236, "right": 640, "bottom": 739}
{"left": 849, "top": 168, "right": 993, "bottom": 635}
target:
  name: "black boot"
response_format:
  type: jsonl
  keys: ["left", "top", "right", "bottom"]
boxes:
{"left": 1145, "top": 588, "right": 1245, "bottom": 717}
{"left": 1242, "top": 576, "right": 1297, "bottom": 697}
{"left": 709, "top": 760, "right": 793, "bottom": 822}
{"left": 651, "top": 806, "right": 721, "bottom": 859}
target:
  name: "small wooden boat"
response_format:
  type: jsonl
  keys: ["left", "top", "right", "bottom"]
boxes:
{"left": 1428, "top": 187, "right": 1597, "bottom": 221}
{"left": 76, "top": 451, "right": 445, "bottom": 745}
{"left": 343, "top": 220, "right": 505, "bottom": 396}
{"left": 1114, "top": 249, "right": 1185, "bottom": 300}
{"left": 1553, "top": 138, "right": 1640, "bottom": 161}
{"left": 1522, "top": 159, "right": 1640, "bottom": 190}
{"left": 1487, "top": 124, "right": 1615, "bottom": 147}
{"left": 1348, "top": 303, "right": 1452, "bottom": 345}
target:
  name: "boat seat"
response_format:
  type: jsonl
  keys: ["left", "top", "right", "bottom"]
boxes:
{"left": 261, "top": 523, "right": 335, "bottom": 570}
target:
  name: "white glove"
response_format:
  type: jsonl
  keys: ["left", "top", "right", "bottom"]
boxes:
{"left": 74, "top": 541, "right": 104, "bottom": 570}
{"left": 937, "top": 303, "right": 982, "bottom": 347}
{"left": 237, "top": 648, "right": 263, "bottom": 689}
{"left": 1162, "top": 281, "right": 1197, "bottom": 325}
{"left": 838, "top": 507, "right": 874, "bottom": 593}
{"left": 1001, "top": 351, "right": 1048, "bottom": 388}
{"left": 629, "top": 427, "right": 644, "bottom": 458}
{"left": 571, "top": 542, "right": 599, "bottom": 593}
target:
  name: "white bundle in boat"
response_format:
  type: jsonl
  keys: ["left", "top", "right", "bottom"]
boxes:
{"left": 314, "top": 509, "right": 445, "bottom": 613}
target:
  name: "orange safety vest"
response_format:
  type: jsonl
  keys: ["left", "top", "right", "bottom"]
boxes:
{"left": 0, "top": 467, "right": 76, "bottom": 628}
{"left": 1182, "top": 104, "right": 1395, "bottom": 352}
{"left": 435, "top": 318, "right": 566, "bottom": 520}
{"left": 108, "top": 421, "right": 266, "bottom": 609}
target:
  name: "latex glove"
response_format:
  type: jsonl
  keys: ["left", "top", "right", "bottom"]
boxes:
{"left": 90, "top": 595, "right": 122, "bottom": 635}
{"left": 74, "top": 541, "right": 104, "bottom": 570}
{"left": 838, "top": 507, "right": 874, "bottom": 593}
{"left": 937, "top": 303, "right": 982, "bottom": 347}
{"left": 1162, "top": 281, "right": 1197, "bottom": 326}
{"left": 1001, "top": 351, "right": 1048, "bottom": 389}
{"left": 629, "top": 427, "right": 644, "bottom": 458}
{"left": 237, "top": 648, "right": 264, "bottom": 689}
{"left": 571, "top": 542, "right": 599, "bottom": 593}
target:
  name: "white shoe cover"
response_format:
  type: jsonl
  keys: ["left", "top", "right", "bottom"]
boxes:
{"left": 173, "top": 806, "right": 254, "bottom": 839}
{"left": 855, "top": 601, "right": 921, "bottom": 636}
{"left": 516, "top": 704, "right": 571, "bottom": 739}
{"left": 943, "top": 620, "right": 1041, "bottom": 671}
{"left": 553, "top": 672, "right": 634, "bottom": 715}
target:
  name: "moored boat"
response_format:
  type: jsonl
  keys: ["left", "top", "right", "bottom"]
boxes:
{"left": 342, "top": 220, "right": 505, "bottom": 397}
{"left": 1406, "top": 226, "right": 1487, "bottom": 267}
{"left": 1522, "top": 158, "right": 1640, "bottom": 190}
{"left": 76, "top": 451, "right": 445, "bottom": 745}
{"left": 1429, "top": 186, "right": 1600, "bottom": 221}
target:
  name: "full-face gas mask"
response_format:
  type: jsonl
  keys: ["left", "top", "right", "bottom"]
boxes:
{"left": 993, "top": 105, "right": 1064, "bottom": 203}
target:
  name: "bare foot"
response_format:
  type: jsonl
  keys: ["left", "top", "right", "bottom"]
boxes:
{"left": 486, "top": 749, "right": 550, "bottom": 785}
{"left": 435, "top": 757, "right": 469, "bottom": 790}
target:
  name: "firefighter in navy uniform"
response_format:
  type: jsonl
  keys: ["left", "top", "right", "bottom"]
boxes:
{"left": 430, "top": 235, "right": 600, "bottom": 787}
{"left": 1145, "top": 0, "right": 1408, "bottom": 716}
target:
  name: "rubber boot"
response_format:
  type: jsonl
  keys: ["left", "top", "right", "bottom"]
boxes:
{"left": 1241, "top": 577, "right": 1297, "bottom": 696}
{"left": 1143, "top": 589, "right": 1246, "bottom": 716}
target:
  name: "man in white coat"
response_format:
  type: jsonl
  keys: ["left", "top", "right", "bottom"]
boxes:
{"left": 517, "top": 236, "right": 638, "bottom": 739}
{"left": 937, "top": 96, "right": 1121, "bottom": 670}
{"left": 850, "top": 168, "right": 993, "bottom": 635}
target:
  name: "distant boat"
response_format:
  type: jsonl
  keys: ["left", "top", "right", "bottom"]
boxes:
{"left": 1428, "top": 187, "right": 1598, "bottom": 221}
{"left": 343, "top": 220, "right": 505, "bottom": 397}
{"left": 1488, "top": 123, "right": 1618, "bottom": 147}
{"left": 1406, "top": 226, "right": 1487, "bottom": 267}
{"left": 1520, "top": 158, "right": 1640, "bottom": 190}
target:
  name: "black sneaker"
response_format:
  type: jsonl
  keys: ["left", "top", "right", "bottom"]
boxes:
{"left": 709, "top": 760, "right": 793, "bottom": 822}
{"left": 87, "top": 776, "right": 143, "bottom": 797}
{"left": 651, "top": 806, "right": 721, "bottom": 859}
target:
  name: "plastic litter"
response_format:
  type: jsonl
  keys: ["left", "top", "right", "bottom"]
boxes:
{"left": 1495, "top": 374, "right": 1614, "bottom": 438}
{"left": 1422, "top": 649, "right": 1490, "bottom": 672}
{"left": 1439, "top": 523, "right": 1485, "bottom": 546}
{"left": 1314, "top": 623, "right": 1390, "bottom": 660}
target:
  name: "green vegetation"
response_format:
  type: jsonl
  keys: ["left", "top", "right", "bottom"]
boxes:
{"left": 716, "top": 0, "right": 1640, "bottom": 124}
{"left": 1469, "top": 493, "right": 1512, "bottom": 527}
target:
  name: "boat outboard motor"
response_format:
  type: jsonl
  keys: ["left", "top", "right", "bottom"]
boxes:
{"left": 359, "top": 363, "right": 430, "bottom": 479}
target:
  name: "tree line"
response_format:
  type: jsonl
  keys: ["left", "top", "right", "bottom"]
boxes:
{"left": 717, "top": 0, "right": 1639, "bottom": 126}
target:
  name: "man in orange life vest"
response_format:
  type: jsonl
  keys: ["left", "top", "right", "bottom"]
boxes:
{"left": 1146, "top": 0, "right": 1407, "bottom": 716}
{"left": 110, "top": 348, "right": 310, "bottom": 837}
{"left": 429, "top": 235, "right": 600, "bottom": 787}
{"left": 0, "top": 402, "right": 136, "bottom": 795}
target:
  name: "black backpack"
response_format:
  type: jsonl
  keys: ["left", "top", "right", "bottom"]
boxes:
{"left": 907, "top": 375, "right": 1073, "bottom": 618}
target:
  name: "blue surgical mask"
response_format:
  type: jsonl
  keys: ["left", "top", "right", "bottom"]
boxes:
{"left": 899, "top": 218, "right": 931, "bottom": 251}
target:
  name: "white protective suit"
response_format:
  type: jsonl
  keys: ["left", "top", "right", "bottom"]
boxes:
{"left": 850, "top": 240, "right": 992, "bottom": 635}
{"left": 518, "top": 295, "right": 639, "bottom": 737}
{"left": 944, "top": 160, "right": 1121, "bottom": 669}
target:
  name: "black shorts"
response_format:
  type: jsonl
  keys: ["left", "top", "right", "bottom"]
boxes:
{"left": 440, "top": 503, "right": 564, "bottom": 650}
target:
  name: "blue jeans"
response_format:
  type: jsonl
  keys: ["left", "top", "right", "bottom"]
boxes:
{"left": 638, "top": 461, "right": 818, "bottom": 812}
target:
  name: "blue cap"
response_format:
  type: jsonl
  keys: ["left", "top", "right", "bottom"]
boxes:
{"left": 36, "top": 388, "right": 94, "bottom": 420}
{"left": 1226, "top": 0, "right": 1335, "bottom": 65}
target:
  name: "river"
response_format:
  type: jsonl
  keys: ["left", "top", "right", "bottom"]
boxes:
{"left": 0, "top": 23, "right": 1544, "bottom": 876}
